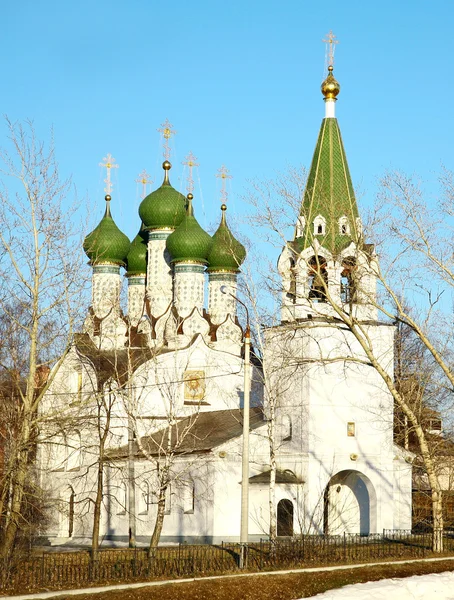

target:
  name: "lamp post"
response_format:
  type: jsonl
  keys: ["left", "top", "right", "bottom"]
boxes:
{"left": 220, "top": 286, "right": 250, "bottom": 568}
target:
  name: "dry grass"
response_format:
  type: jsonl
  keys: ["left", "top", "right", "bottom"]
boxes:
{"left": 68, "top": 559, "right": 454, "bottom": 600}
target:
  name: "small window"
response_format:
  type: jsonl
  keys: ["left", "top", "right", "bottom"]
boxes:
{"left": 347, "top": 422, "right": 355, "bottom": 437}
{"left": 296, "top": 215, "right": 305, "bottom": 237}
{"left": 282, "top": 414, "right": 292, "bottom": 442}
{"left": 117, "top": 482, "right": 127, "bottom": 514}
{"left": 313, "top": 215, "right": 326, "bottom": 236}
{"left": 138, "top": 482, "right": 150, "bottom": 515}
{"left": 183, "top": 480, "right": 195, "bottom": 514}
{"left": 338, "top": 216, "right": 350, "bottom": 235}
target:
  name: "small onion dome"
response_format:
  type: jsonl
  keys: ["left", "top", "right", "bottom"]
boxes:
{"left": 138, "top": 161, "right": 186, "bottom": 230}
{"left": 207, "top": 204, "right": 246, "bottom": 272}
{"left": 126, "top": 223, "right": 148, "bottom": 276}
{"left": 83, "top": 195, "right": 130, "bottom": 266}
{"left": 321, "top": 65, "right": 340, "bottom": 100}
{"left": 166, "top": 194, "right": 212, "bottom": 264}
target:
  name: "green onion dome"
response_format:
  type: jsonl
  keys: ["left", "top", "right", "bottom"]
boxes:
{"left": 166, "top": 194, "right": 212, "bottom": 264}
{"left": 207, "top": 204, "right": 246, "bottom": 272}
{"left": 126, "top": 223, "right": 148, "bottom": 276}
{"left": 138, "top": 161, "right": 187, "bottom": 230}
{"left": 83, "top": 195, "right": 130, "bottom": 266}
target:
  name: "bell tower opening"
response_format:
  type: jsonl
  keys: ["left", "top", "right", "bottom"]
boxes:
{"left": 341, "top": 257, "right": 357, "bottom": 303}
{"left": 308, "top": 256, "right": 328, "bottom": 302}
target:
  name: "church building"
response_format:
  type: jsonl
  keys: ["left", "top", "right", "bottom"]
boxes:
{"left": 39, "top": 52, "right": 412, "bottom": 544}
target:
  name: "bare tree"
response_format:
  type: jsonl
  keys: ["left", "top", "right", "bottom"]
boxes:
{"left": 0, "top": 119, "right": 87, "bottom": 562}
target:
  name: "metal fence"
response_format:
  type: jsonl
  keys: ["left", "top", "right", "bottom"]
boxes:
{"left": 4, "top": 530, "right": 454, "bottom": 594}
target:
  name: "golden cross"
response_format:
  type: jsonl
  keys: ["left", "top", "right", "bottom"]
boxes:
{"left": 322, "top": 30, "right": 339, "bottom": 68}
{"left": 182, "top": 151, "right": 199, "bottom": 194}
{"left": 216, "top": 165, "right": 232, "bottom": 203}
{"left": 135, "top": 169, "right": 152, "bottom": 199}
{"left": 157, "top": 119, "right": 177, "bottom": 160}
{"left": 99, "top": 153, "right": 119, "bottom": 194}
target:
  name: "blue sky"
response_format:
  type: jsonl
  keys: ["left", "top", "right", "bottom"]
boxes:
{"left": 1, "top": 0, "right": 453, "bottom": 242}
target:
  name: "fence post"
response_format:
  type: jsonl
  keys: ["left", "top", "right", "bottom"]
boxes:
{"left": 41, "top": 553, "right": 45, "bottom": 586}
{"left": 343, "top": 532, "right": 346, "bottom": 561}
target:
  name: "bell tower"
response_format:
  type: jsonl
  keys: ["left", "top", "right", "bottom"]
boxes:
{"left": 278, "top": 57, "right": 377, "bottom": 322}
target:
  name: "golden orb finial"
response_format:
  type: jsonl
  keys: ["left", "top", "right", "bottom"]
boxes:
{"left": 321, "top": 66, "right": 340, "bottom": 100}
{"left": 105, "top": 194, "right": 111, "bottom": 202}
{"left": 187, "top": 193, "right": 194, "bottom": 200}
{"left": 163, "top": 160, "right": 172, "bottom": 170}
{"left": 221, "top": 203, "right": 227, "bottom": 211}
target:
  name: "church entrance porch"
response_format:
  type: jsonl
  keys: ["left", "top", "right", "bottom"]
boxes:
{"left": 277, "top": 499, "right": 294, "bottom": 536}
{"left": 323, "top": 470, "right": 377, "bottom": 535}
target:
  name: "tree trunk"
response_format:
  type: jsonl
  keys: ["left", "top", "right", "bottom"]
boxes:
{"left": 431, "top": 486, "right": 444, "bottom": 552}
{"left": 91, "top": 455, "right": 104, "bottom": 560}
{"left": 148, "top": 486, "right": 167, "bottom": 559}
{"left": 268, "top": 410, "right": 277, "bottom": 542}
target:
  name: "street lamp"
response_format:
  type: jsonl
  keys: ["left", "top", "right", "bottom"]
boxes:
{"left": 220, "top": 286, "right": 250, "bottom": 567}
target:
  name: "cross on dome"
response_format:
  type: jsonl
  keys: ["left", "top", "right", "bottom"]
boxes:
{"left": 216, "top": 165, "right": 232, "bottom": 204}
{"left": 135, "top": 169, "right": 152, "bottom": 199}
{"left": 182, "top": 151, "right": 199, "bottom": 194}
{"left": 157, "top": 119, "right": 177, "bottom": 160}
{"left": 322, "top": 30, "right": 339, "bottom": 70}
{"left": 99, "top": 153, "right": 119, "bottom": 195}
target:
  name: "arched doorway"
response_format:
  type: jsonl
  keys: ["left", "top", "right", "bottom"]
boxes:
{"left": 323, "top": 470, "right": 377, "bottom": 535}
{"left": 277, "top": 499, "right": 294, "bottom": 536}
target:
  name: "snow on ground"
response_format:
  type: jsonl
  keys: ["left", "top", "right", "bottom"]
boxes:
{"left": 308, "top": 570, "right": 454, "bottom": 599}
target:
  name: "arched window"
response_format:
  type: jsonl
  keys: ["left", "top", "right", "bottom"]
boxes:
{"left": 164, "top": 484, "right": 172, "bottom": 515}
{"left": 287, "top": 257, "right": 297, "bottom": 303}
{"left": 68, "top": 487, "right": 75, "bottom": 537}
{"left": 138, "top": 481, "right": 150, "bottom": 514}
{"left": 277, "top": 499, "right": 294, "bottom": 536}
{"left": 117, "top": 482, "right": 127, "bottom": 514}
{"left": 340, "top": 257, "right": 357, "bottom": 303}
{"left": 183, "top": 480, "right": 195, "bottom": 514}
{"left": 338, "top": 216, "right": 350, "bottom": 235}
{"left": 49, "top": 434, "right": 67, "bottom": 471}
{"left": 313, "top": 215, "right": 326, "bottom": 236}
{"left": 67, "top": 431, "right": 81, "bottom": 471}
{"left": 296, "top": 215, "right": 305, "bottom": 237}
{"left": 308, "top": 256, "right": 328, "bottom": 302}
{"left": 282, "top": 414, "right": 292, "bottom": 442}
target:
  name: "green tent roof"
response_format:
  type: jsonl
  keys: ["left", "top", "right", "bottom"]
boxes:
{"left": 295, "top": 117, "right": 359, "bottom": 255}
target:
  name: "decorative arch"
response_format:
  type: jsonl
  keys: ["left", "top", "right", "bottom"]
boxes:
{"left": 323, "top": 470, "right": 377, "bottom": 535}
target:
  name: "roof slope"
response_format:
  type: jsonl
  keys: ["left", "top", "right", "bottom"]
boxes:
{"left": 107, "top": 407, "right": 265, "bottom": 459}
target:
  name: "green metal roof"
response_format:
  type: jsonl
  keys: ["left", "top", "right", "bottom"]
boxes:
{"left": 166, "top": 196, "right": 212, "bottom": 264}
{"left": 83, "top": 197, "right": 130, "bottom": 266}
{"left": 138, "top": 162, "right": 186, "bottom": 230}
{"left": 207, "top": 205, "right": 246, "bottom": 272}
{"left": 295, "top": 117, "right": 359, "bottom": 255}
{"left": 126, "top": 223, "right": 148, "bottom": 275}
